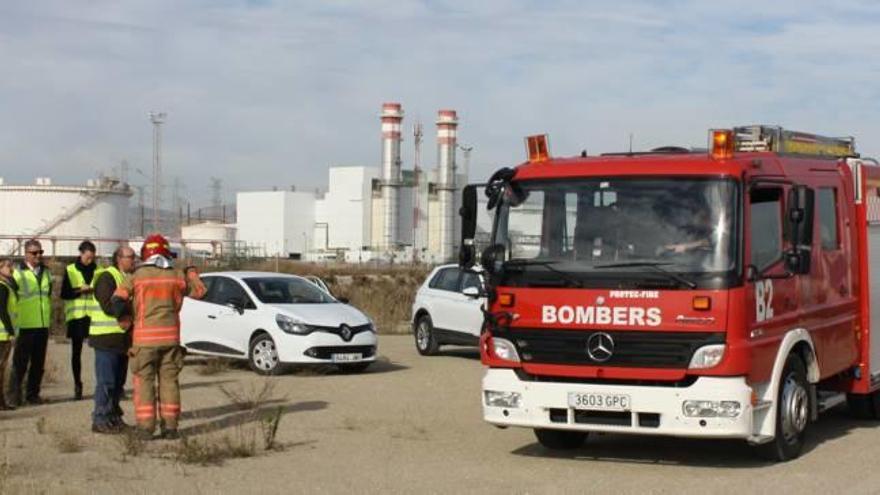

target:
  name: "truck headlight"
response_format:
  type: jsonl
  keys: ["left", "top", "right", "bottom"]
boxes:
{"left": 491, "top": 337, "right": 520, "bottom": 362}
{"left": 484, "top": 390, "right": 522, "bottom": 408}
{"left": 682, "top": 400, "right": 741, "bottom": 418}
{"left": 689, "top": 344, "right": 725, "bottom": 369}
{"left": 276, "top": 314, "right": 312, "bottom": 335}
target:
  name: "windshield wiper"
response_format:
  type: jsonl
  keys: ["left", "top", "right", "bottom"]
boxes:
{"left": 503, "top": 259, "right": 583, "bottom": 288}
{"left": 594, "top": 261, "right": 698, "bottom": 289}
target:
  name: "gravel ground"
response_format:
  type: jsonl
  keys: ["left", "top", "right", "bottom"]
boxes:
{"left": 1, "top": 336, "right": 879, "bottom": 494}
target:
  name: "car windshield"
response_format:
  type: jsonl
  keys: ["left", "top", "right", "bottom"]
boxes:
{"left": 243, "top": 277, "right": 336, "bottom": 304}
{"left": 492, "top": 177, "right": 739, "bottom": 288}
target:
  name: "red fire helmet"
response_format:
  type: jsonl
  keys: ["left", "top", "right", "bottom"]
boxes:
{"left": 141, "top": 233, "right": 171, "bottom": 260}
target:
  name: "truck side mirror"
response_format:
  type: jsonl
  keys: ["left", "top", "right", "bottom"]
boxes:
{"left": 459, "top": 185, "right": 478, "bottom": 268}
{"left": 787, "top": 185, "right": 814, "bottom": 274}
{"left": 481, "top": 244, "right": 506, "bottom": 275}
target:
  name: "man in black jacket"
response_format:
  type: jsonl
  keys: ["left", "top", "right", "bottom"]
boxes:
{"left": 61, "top": 240, "right": 98, "bottom": 400}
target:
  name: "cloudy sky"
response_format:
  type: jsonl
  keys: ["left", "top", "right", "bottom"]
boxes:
{"left": 1, "top": 0, "right": 878, "bottom": 206}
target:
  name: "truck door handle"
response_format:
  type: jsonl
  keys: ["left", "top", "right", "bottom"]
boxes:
{"left": 207, "top": 315, "right": 217, "bottom": 319}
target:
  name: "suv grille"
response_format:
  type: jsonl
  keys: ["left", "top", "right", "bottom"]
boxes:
{"left": 509, "top": 329, "right": 724, "bottom": 369}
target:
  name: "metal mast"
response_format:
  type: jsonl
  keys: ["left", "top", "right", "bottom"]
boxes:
{"left": 412, "top": 120, "right": 423, "bottom": 248}
{"left": 149, "top": 111, "right": 166, "bottom": 233}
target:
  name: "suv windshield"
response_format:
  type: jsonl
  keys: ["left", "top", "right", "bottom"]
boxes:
{"left": 243, "top": 277, "right": 336, "bottom": 304}
{"left": 492, "top": 178, "right": 739, "bottom": 288}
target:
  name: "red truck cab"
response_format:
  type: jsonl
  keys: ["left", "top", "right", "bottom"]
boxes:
{"left": 459, "top": 126, "right": 880, "bottom": 461}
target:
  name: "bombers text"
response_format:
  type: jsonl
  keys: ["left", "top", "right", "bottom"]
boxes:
{"left": 542, "top": 305, "right": 662, "bottom": 327}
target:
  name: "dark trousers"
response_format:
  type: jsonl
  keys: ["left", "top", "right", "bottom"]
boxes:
{"left": 12, "top": 328, "right": 49, "bottom": 401}
{"left": 67, "top": 317, "right": 90, "bottom": 387}
{"left": 93, "top": 348, "right": 128, "bottom": 426}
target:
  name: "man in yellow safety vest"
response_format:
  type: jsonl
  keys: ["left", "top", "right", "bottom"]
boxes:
{"left": 0, "top": 258, "right": 19, "bottom": 410}
{"left": 90, "top": 246, "right": 136, "bottom": 433}
{"left": 61, "top": 240, "right": 99, "bottom": 400}
{"left": 11, "top": 239, "right": 52, "bottom": 406}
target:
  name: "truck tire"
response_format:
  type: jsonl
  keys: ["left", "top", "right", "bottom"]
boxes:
{"left": 755, "top": 354, "right": 810, "bottom": 462}
{"left": 534, "top": 429, "right": 588, "bottom": 450}
{"left": 414, "top": 314, "right": 440, "bottom": 356}
{"left": 847, "top": 391, "right": 880, "bottom": 420}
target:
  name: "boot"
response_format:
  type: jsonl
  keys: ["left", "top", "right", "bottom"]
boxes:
{"left": 92, "top": 423, "right": 125, "bottom": 435}
{"left": 159, "top": 428, "right": 180, "bottom": 440}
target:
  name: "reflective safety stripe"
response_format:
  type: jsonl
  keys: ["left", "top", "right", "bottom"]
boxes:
{"left": 88, "top": 267, "right": 127, "bottom": 336}
{"left": 159, "top": 403, "right": 181, "bottom": 417}
{"left": 65, "top": 264, "right": 98, "bottom": 322}
{"left": 12, "top": 268, "right": 51, "bottom": 329}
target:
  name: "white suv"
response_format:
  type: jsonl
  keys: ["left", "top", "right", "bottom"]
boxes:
{"left": 411, "top": 265, "right": 485, "bottom": 355}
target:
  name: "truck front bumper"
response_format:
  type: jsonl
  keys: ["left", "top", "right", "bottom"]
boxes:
{"left": 483, "top": 368, "right": 756, "bottom": 439}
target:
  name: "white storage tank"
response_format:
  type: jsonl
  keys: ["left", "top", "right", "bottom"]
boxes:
{"left": 181, "top": 221, "right": 237, "bottom": 257}
{"left": 0, "top": 177, "right": 132, "bottom": 257}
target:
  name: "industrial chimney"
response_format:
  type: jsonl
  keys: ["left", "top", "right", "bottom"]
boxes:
{"left": 436, "top": 109, "right": 458, "bottom": 261}
{"left": 380, "top": 102, "right": 404, "bottom": 250}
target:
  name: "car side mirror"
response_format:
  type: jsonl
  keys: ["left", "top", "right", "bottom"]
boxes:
{"left": 462, "top": 286, "right": 480, "bottom": 298}
{"left": 459, "top": 185, "right": 478, "bottom": 269}
{"left": 226, "top": 298, "right": 245, "bottom": 314}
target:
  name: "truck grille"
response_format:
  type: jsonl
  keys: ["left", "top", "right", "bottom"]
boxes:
{"left": 509, "top": 329, "right": 724, "bottom": 369}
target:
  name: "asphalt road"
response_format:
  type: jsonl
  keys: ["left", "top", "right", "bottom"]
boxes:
{"left": 2, "top": 335, "right": 880, "bottom": 494}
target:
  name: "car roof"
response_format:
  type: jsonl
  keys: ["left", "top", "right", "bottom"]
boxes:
{"left": 202, "top": 271, "right": 306, "bottom": 280}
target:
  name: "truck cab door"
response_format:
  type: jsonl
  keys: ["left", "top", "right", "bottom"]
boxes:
{"left": 746, "top": 185, "right": 802, "bottom": 380}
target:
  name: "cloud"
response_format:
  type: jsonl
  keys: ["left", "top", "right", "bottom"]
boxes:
{"left": 0, "top": 0, "right": 878, "bottom": 205}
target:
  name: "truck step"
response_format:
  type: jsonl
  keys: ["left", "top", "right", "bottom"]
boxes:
{"left": 817, "top": 391, "right": 847, "bottom": 413}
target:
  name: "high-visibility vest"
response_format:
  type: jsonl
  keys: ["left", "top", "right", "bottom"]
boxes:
{"left": 65, "top": 263, "right": 100, "bottom": 322}
{"left": 13, "top": 267, "right": 51, "bottom": 330}
{"left": 0, "top": 279, "right": 17, "bottom": 341}
{"left": 89, "top": 266, "right": 126, "bottom": 336}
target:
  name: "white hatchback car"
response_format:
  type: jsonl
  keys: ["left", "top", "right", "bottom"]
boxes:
{"left": 181, "top": 271, "right": 377, "bottom": 375}
{"left": 411, "top": 264, "right": 485, "bottom": 355}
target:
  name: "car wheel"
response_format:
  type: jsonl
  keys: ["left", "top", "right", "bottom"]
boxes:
{"left": 249, "top": 333, "right": 282, "bottom": 376}
{"left": 336, "top": 362, "right": 371, "bottom": 373}
{"left": 533, "top": 428, "right": 588, "bottom": 450}
{"left": 755, "top": 354, "right": 810, "bottom": 462}
{"left": 414, "top": 314, "right": 440, "bottom": 356}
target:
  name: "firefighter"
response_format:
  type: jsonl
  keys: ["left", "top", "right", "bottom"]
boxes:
{"left": 90, "top": 246, "right": 136, "bottom": 433}
{"left": 61, "top": 240, "right": 99, "bottom": 400}
{"left": 10, "top": 239, "right": 52, "bottom": 406}
{"left": 0, "top": 258, "right": 19, "bottom": 410}
{"left": 111, "top": 234, "right": 206, "bottom": 439}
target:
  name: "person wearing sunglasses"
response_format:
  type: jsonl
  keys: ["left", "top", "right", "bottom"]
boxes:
{"left": 60, "top": 240, "right": 99, "bottom": 400}
{"left": 10, "top": 239, "right": 52, "bottom": 406}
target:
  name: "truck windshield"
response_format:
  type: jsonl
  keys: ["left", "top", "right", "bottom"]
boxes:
{"left": 492, "top": 178, "right": 739, "bottom": 289}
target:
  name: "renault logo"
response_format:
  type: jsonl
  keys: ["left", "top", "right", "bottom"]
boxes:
{"left": 340, "top": 324, "right": 352, "bottom": 341}
{"left": 586, "top": 332, "right": 615, "bottom": 362}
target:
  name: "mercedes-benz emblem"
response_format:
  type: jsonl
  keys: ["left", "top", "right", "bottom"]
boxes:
{"left": 340, "top": 324, "right": 352, "bottom": 341}
{"left": 586, "top": 332, "right": 615, "bottom": 362}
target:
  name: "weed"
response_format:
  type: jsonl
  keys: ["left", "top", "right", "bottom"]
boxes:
{"left": 195, "top": 358, "right": 231, "bottom": 376}
{"left": 175, "top": 427, "right": 257, "bottom": 466}
{"left": 219, "top": 380, "right": 276, "bottom": 411}
{"left": 35, "top": 417, "right": 48, "bottom": 435}
{"left": 116, "top": 428, "right": 147, "bottom": 461}
{"left": 51, "top": 430, "right": 84, "bottom": 454}
{"left": 259, "top": 406, "right": 283, "bottom": 450}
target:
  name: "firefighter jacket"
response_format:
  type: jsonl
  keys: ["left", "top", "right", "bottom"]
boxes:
{"left": 113, "top": 264, "right": 206, "bottom": 347}
{"left": 13, "top": 263, "right": 51, "bottom": 330}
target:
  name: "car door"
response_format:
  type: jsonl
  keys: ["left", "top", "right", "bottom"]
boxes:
{"left": 426, "top": 267, "right": 463, "bottom": 332}
{"left": 181, "top": 276, "right": 217, "bottom": 346}
{"left": 200, "top": 276, "right": 256, "bottom": 356}
{"left": 455, "top": 271, "right": 485, "bottom": 337}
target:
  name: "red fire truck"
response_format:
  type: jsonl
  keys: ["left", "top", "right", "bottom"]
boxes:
{"left": 458, "top": 125, "right": 880, "bottom": 461}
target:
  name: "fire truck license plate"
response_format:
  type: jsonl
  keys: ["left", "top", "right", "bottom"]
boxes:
{"left": 331, "top": 353, "right": 362, "bottom": 362}
{"left": 568, "top": 392, "right": 631, "bottom": 411}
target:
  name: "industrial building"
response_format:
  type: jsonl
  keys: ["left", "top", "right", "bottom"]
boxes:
{"left": 0, "top": 177, "right": 132, "bottom": 257}
{"left": 235, "top": 104, "right": 468, "bottom": 263}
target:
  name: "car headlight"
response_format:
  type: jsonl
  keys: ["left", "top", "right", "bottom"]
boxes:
{"left": 276, "top": 314, "right": 312, "bottom": 335}
{"left": 689, "top": 344, "right": 725, "bottom": 369}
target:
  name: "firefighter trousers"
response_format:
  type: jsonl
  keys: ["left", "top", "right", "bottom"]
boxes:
{"left": 129, "top": 345, "right": 185, "bottom": 432}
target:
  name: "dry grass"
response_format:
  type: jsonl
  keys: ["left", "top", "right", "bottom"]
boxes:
{"left": 35, "top": 417, "right": 48, "bottom": 435}
{"left": 175, "top": 428, "right": 258, "bottom": 466}
{"left": 195, "top": 358, "right": 231, "bottom": 376}
{"left": 259, "top": 406, "right": 284, "bottom": 451}
{"left": 51, "top": 430, "right": 84, "bottom": 454}
{"left": 116, "top": 429, "right": 147, "bottom": 461}
{"left": 218, "top": 380, "right": 277, "bottom": 411}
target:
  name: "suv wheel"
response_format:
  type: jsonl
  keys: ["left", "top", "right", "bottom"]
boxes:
{"left": 249, "top": 333, "right": 282, "bottom": 375}
{"left": 414, "top": 314, "right": 440, "bottom": 356}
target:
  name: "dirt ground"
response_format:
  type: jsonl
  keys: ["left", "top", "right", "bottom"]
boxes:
{"left": 2, "top": 336, "right": 880, "bottom": 494}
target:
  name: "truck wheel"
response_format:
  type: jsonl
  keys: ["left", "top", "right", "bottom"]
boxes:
{"left": 755, "top": 354, "right": 810, "bottom": 462}
{"left": 847, "top": 391, "right": 880, "bottom": 420}
{"left": 414, "top": 314, "right": 440, "bottom": 356}
{"left": 534, "top": 429, "right": 587, "bottom": 450}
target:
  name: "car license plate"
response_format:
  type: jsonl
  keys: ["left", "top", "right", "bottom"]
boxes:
{"left": 568, "top": 392, "right": 631, "bottom": 411}
{"left": 331, "top": 353, "right": 362, "bottom": 362}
